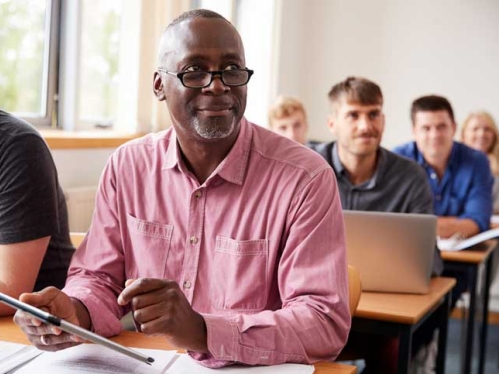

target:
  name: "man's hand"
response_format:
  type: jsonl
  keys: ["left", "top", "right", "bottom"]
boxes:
{"left": 118, "top": 278, "right": 208, "bottom": 353}
{"left": 437, "top": 217, "right": 480, "bottom": 239}
{"left": 13, "top": 287, "right": 84, "bottom": 351}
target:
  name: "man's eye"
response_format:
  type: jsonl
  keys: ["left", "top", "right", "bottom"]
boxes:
{"left": 224, "top": 64, "right": 240, "bottom": 71}
{"left": 185, "top": 66, "right": 201, "bottom": 72}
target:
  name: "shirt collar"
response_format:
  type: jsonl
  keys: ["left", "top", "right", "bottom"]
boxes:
{"left": 331, "top": 142, "right": 381, "bottom": 189}
{"left": 415, "top": 141, "right": 457, "bottom": 172}
{"left": 162, "top": 129, "right": 181, "bottom": 170}
{"left": 161, "top": 118, "right": 252, "bottom": 186}
{"left": 331, "top": 142, "right": 345, "bottom": 175}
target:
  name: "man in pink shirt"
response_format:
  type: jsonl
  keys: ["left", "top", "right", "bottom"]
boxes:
{"left": 14, "top": 9, "right": 350, "bottom": 367}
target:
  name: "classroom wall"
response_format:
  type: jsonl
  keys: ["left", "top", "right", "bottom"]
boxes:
{"left": 274, "top": 0, "right": 499, "bottom": 148}
{"left": 52, "top": 149, "right": 113, "bottom": 189}
{"left": 53, "top": 1, "right": 499, "bottom": 192}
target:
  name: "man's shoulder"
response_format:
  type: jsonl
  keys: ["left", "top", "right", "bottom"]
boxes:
{"left": 250, "top": 123, "right": 332, "bottom": 177}
{"left": 454, "top": 141, "right": 489, "bottom": 164}
{"left": 114, "top": 129, "right": 172, "bottom": 155}
{"left": 392, "top": 141, "right": 416, "bottom": 158}
{"left": 308, "top": 141, "right": 334, "bottom": 156}
{"left": 380, "top": 147, "right": 426, "bottom": 179}
{"left": 0, "top": 110, "right": 44, "bottom": 143}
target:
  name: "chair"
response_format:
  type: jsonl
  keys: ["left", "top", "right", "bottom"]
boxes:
{"left": 348, "top": 264, "right": 362, "bottom": 316}
{"left": 70, "top": 232, "right": 86, "bottom": 248}
{"left": 335, "top": 265, "right": 362, "bottom": 361}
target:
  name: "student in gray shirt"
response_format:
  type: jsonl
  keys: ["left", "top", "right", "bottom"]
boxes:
{"left": 312, "top": 78, "right": 432, "bottom": 215}
{"left": 311, "top": 77, "right": 441, "bottom": 374}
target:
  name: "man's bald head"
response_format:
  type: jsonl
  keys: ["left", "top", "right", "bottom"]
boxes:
{"left": 158, "top": 9, "right": 239, "bottom": 67}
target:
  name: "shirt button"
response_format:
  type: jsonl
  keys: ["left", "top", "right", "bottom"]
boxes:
{"left": 189, "top": 236, "right": 198, "bottom": 244}
{"left": 183, "top": 281, "right": 191, "bottom": 289}
{"left": 194, "top": 191, "right": 201, "bottom": 199}
{"left": 430, "top": 172, "right": 437, "bottom": 179}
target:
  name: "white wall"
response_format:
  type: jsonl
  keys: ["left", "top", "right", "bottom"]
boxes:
{"left": 51, "top": 149, "right": 113, "bottom": 189}
{"left": 274, "top": 0, "right": 499, "bottom": 148}
{"left": 53, "top": 0, "right": 499, "bottom": 185}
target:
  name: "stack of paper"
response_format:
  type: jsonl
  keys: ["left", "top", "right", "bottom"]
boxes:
{"left": 11, "top": 345, "right": 177, "bottom": 374}
{"left": 0, "top": 342, "right": 42, "bottom": 373}
{"left": 2, "top": 342, "right": 314, "bottom": 374}
{"left": 437, "top": 227, "right": 499, "bottom": 251}
{"left": 165, "top": 354, "right": 314, "bottom": 374}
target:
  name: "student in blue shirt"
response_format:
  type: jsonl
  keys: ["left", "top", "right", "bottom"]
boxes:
{"left": 394, "top": 95, "right": 493, "bottom": 239}
{"left": 394, "top": 95, "right": 493, "bottom": 307}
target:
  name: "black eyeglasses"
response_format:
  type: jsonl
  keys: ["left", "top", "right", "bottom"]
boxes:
{"left": 158, "top": 68, "right": 254, "bottom": 88}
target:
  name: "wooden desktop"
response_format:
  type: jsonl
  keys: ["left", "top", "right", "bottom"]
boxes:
{"left": 0, "top": 317, "right": 356, "bottom": 374}
{"left": 352, "top": 276, "right": 456, "bottom": 374}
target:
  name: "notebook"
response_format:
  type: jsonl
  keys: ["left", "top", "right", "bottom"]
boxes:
{"left": 343, "top": 210, "right": 437, "bottom": 294}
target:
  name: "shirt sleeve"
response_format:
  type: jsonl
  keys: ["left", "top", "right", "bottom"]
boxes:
{"left": 459, "top": 153, "right": 493, "bottom": 231}
{"left": 0, "top": 135, "right": 59, "bottom": 244}
{"left": 192, "top": 167, "right": 350, "bottom": 366}
{"left": 63, "top": 152, "right": 125, "bottom": 336}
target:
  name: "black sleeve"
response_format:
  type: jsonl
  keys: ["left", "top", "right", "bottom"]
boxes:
{"left": 0, "top": 134, "right": 59, "bottom": 244}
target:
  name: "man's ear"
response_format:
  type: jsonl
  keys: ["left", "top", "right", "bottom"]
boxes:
{"left": 153, "top": 72, "right": 166, "bottom": 101}
{"left": 327, "top": 115, "right": 336, "bottom": 135}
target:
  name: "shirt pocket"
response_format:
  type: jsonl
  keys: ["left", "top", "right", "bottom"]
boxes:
{"left": 211, "top": 236, "right": 269, "bottom": 312}
{"left": 125, "top": 213, "right": 173, "bottom": 279}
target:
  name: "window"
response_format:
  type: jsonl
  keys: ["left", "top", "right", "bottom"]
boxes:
{"left": 78, "top": 0, "right": 122, "bottom": 128}
{"left": 1, "top": 1, "right": 275, "bottom": 132}
{"left": 0, "top": 0, "right": 59, "bottom": 126}
{"left": 59, "top": 0, "right": 124, "bottom": 131}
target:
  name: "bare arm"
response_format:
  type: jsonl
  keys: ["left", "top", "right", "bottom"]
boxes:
{"left": 437, "top": 217, "right": 480, "bottom": 239}
{"left": 0, "top": 236, "right": 50, "bottom": 316}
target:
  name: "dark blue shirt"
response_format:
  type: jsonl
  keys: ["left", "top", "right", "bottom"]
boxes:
{"left": 393, "top": 141, "right": 493, "bottom": 232}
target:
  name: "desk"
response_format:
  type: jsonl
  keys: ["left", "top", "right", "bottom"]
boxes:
{"left": 0, "top": 317, "right": 356, "bottom": 374}
{"left": 441, "top": 239, "right": 497, "bottom": 374}
{"left": 352, "top": 277, "right": 456, "bottom": 374}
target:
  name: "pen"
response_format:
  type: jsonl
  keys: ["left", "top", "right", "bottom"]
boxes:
{"left": 0, "top": 292, "right": 155, "bottom": 365}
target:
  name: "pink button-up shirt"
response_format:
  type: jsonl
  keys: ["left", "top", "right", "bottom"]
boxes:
{"left": 64, "top": 118, "right": 350, "bottom": 366}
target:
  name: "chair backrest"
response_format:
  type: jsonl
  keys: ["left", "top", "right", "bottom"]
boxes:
{"left": 348, "top": 265, "right": 362, "bottom": 316}
{"left": 70, "top": 232, "right": 86, "bottom": 248}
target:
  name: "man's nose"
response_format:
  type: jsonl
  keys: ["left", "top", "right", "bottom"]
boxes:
{"left": 203, "top": 74, "right": 229, "bottom": 94}
{"left": 358, "top": 116, "right": 372, "bottom": 130}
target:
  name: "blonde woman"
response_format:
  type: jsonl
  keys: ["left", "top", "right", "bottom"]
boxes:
{"left": 461, "top": 111, "right": 499, "bottom": 214}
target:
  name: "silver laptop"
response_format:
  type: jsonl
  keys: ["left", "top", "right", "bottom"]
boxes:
{"left": 343, "top": 210, "right": 436, "bottom": 294}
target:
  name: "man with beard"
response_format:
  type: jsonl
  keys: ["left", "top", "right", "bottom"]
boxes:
{"left": 312, "top": 77, "right": 433, "bottom": 214}
{"left": 311, "top": 77, "right": 440, "bottom": 373}
{"left": 14, "top": 9, "right": 350, "bottom": 368}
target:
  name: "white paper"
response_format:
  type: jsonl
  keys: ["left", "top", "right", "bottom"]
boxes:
{"left": 491, "top": 215, "right": 499, "bottom": 224}
{"left": 0, "top": 341, "right": 42, "bottom": 374}
{"left": 165, "top": 354, "right": 314, "bottom": 374}
{"left": 437, "top": 227, "right": 499, "bottom": 251}
{"left": 12, "top": 345, "right": 177, "bottom": 374}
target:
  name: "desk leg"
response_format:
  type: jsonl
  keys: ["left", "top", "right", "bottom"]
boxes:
{"left": 436, "top": 292, "right": 451, "bottom": 374}
{"left": 398, "top": 327, "right": 412, "bottom": 374}
{"left": 479, "top": 252, "right": 493, "bottom": 374}
{"left": 463, "top": 265, "right": 478, "bottom": 374}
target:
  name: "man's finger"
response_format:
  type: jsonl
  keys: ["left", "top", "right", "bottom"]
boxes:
{"left": 118, "top": 278, "right": 172, "bottom": 305}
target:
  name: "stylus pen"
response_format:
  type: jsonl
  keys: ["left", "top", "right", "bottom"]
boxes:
{"left": 0, "top": 292, "right": 155, "bottom": 365}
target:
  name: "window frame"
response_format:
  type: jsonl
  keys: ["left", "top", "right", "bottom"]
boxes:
{"left": 14, "top": 0, "right": 61, "bottom": 128}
